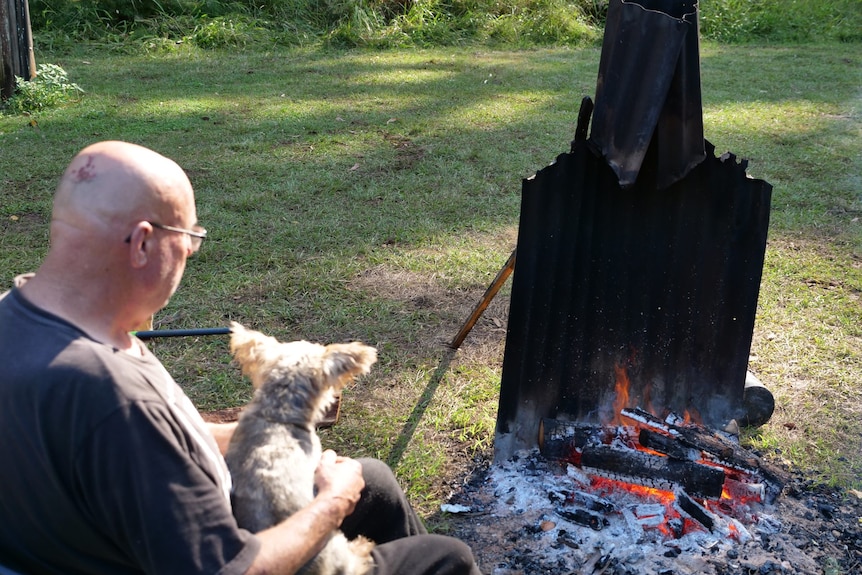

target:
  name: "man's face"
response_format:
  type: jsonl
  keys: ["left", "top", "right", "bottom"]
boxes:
{"left": 148, "top": 192, "right": 200, "bottom": 310}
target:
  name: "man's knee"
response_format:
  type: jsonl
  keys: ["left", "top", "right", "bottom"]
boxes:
{"left": 357, "top": 458, "right": 397, "bottom": 487}
{"left": 434, "top": 536, "right": 479, "bottom": 574}
{"left": 372, "top": 534, "right": 479, "bottom": 575}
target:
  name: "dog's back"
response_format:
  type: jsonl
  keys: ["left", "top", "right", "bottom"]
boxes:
{"left": 227, "top": 408, "right": 319, "bottom": 532}
{"left": 224, "top": 323, "right": 377, "bottom": 574}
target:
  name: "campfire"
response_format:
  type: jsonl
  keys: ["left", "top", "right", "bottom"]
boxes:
{"left": 442, "top": 2, "right": 862, "bottom": 573}
{"left": 444, "top": 371, "right": 856, "bottom": 573}
{"left": 538, "top": 411, "right": 785, "bottom": 541}
{"left": 443, "top": 443, "right": 852, "bottom": 575}
{"left": 529, "top": 364, "right": 787, "bottom": 539}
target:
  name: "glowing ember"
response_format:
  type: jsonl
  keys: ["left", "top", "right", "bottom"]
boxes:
{"left": 536, "top": 365, "right": 787, "bottom": 541}
{"left": 592, "top": 476, "right": 676, "bottom": 507}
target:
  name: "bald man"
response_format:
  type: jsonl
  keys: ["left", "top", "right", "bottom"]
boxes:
{"left": 0, "top": 142, "right": 480, "bottom": 575}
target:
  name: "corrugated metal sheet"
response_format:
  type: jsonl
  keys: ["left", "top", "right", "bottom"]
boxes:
{"left": 591, "top": 0, "right": 704, "bottom": 190}
{"left": 494, "top": 140, "right": 772, "bottom": 460}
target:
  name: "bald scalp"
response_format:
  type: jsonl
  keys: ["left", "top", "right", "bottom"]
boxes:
{"left": 16, "top": 141, "right": 198, "bottom": 348}
{"left": 52, "top": 141, "right": 193, "bottom": 238}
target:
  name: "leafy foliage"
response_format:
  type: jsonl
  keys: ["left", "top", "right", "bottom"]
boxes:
{"left": 26, "top": 0, "right": 861, "bottom": 48}
{"left": 699, "top": 0, "right": 862, "bottom": 43}
{"left": 3, "top": 64, "right": 84, "bottom": 114}
{"left": 30, "top": 0, "right": 862, "bottom": 48}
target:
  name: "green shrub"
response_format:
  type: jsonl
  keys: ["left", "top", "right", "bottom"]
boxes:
{"left": 26, "top": 0, "right": 862, "bottom": 45}
{"left": 3, "top": 64, "right": 84, "bottom": 114}
{"left": 698, "top": 0, "right": 862, "bottom": 43}
{"left": 188, "top": 15, "right": 266, "bottom": 48}
{"left": 480, "top": 0, "right": 599, "bottom": 46}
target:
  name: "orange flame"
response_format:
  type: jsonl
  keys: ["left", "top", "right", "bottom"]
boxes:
{"left": 680, "top": 406, "right": 703, "bottom": 426}
{"left": 611, "top": 365, "right": 631, "bottom": 425}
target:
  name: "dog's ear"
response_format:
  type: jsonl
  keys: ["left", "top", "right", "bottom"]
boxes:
{"left": 322, "top": 343, "right": 378, "bottom": 381}
{"left": 229, "top": 321, "right": 282, "bottom": 387}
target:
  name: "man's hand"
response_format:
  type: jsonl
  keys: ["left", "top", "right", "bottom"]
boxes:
{"left": 314, "top": 450, "right": 364, "bottom": 521}
{"left": 246, "top": 451, "right": 365, "bottom": 575}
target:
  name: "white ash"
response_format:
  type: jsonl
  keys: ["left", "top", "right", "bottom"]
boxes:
{"left": 445, "top": 449, "right": 823, "bottom": 575}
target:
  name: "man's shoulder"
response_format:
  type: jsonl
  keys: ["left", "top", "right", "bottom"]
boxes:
{"left": 0, "top": 273, "right": 35, "bottom": 301}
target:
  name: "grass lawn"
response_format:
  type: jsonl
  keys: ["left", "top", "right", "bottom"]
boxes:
{"left": 1, "top": 41, "right": 860, "bottom": 518}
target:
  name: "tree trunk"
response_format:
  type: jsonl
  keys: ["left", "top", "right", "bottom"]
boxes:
{"left": 1, "top": 0, "right": 35, "bottom": 101}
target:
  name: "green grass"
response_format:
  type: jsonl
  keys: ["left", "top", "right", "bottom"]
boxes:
{"left": 2, "top": 41, "right": 861, "bottom": 516}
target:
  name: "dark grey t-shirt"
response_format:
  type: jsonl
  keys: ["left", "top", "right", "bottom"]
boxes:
{"left": 0, "top": 288, "right": 260, "bottom": 574}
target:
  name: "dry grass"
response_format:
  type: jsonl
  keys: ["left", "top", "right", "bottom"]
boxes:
{"left": 745, "top": 236, "right": 862, "bottom": 486}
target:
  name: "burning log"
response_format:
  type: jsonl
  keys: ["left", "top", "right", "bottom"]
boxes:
{"left": 723, "top": 477, "right": 766, "bottom": 503}
{"left": 621, "top": 407, "right": 789, "bottom": 502}
{"left": 638, "top": 428, "right": 699, "bottom": 461}
{"left": 539, "top": 410, "right": 789, "bottom": 513}
{"left": 580, "top": 445, "right": 725, "bottom": 498}
{"left": 674, "top": 489, "right": 715, "bottom": 531}
{"left": 621, "top": 407, "right": 735, "bottom": 460}
{"left": 538, "top": 418, "right": 620, "bottom": 460}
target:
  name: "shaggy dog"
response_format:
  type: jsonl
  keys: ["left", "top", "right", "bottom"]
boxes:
{"left": 225, "top": 322, "right": 377, "bottom": 575}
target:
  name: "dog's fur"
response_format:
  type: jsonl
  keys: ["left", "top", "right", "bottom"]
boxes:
{"left": 224, "top": 322, "right": 377, "bottom": 575}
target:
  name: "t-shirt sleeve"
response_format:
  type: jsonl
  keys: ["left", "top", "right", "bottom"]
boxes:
{"left": 74, "top": 400, "right": 261, "bottom": 575}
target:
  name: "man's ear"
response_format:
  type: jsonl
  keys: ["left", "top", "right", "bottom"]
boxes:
{"left": 127, "top": 222, "right": 152, "bottom": 268}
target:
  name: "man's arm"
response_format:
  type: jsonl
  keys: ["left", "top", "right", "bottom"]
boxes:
{"left": 244, "top": 451, "right": 365, "bottom": 575}
{"left": 207, "top": 421, "right": 238, "bottom": 455}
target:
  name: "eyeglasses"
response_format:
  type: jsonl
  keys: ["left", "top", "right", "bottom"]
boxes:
{"left": 125, "top": 221, "right": 207, "bottom": 251}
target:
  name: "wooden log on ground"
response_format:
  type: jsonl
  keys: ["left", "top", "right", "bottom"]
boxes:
{"left": 741, "top": 370, "right": 775, "bottom": 427}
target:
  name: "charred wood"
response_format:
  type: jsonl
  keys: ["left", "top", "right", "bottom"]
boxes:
{"left": 724, "top": 478, "right": 764, "bottom": 503}
{"left": 538, "top": 418, "right": 592, "bottom": 457}
{"left": 621, "top": 407, "right": 735, "bottom": 459}
{"left": 697, "top": 451, "right": 785, "bottom": 505}
{"left": 620, "top": 407, "right": 789, "bottom": 501}
{"left": 555, "top": 506, "right": 608, "bottom": 531}
{"left": 619, "top": 407, "right": 678, "bottom": 436}
{"left": 581, "top": 445, "right": 725, "bottom": 498}
{"left": 538, "top": 413, "right": 788, "bottom": 503}
{"left": 538, "top": 418, "right": 621, "bottom": 460}
{"left": 675, "top": 489, "right": 715, "bottom": 531}
{"left": 550, "top": 487, "right": 616, "bottom": 514}
{"left": 570, "top": 490, "right": 616, "bottom": 514}
{"left": 638, "top": 428, "right": 699, "bottom": 461}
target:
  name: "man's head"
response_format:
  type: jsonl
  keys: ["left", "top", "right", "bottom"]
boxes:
{"left": 24, "top": 141, "right": 201, "bottom": 342}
